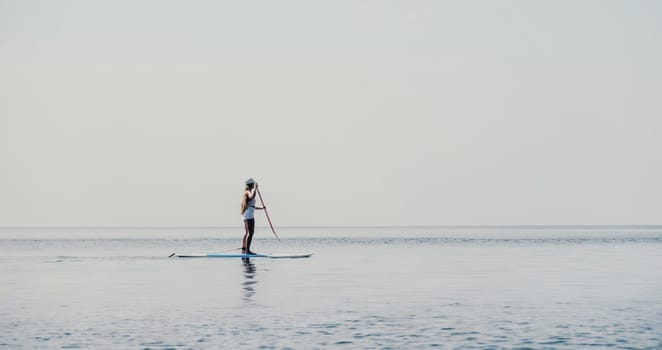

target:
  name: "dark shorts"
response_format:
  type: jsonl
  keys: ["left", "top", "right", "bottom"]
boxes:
{"left": 244, "top": 218, "right": 255, "bottom": 234}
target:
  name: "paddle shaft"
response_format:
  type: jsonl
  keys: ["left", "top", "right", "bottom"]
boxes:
{"left": 256, "top": 187, "right": 281, "bottom": 241}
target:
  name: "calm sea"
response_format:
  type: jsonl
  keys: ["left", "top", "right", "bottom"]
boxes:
{"left": 1, "top": 226, "right": 661, "bottom": 349}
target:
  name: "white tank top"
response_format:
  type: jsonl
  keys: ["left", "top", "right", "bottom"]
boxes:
{"left": 243, "top": 195, "right": 256, "bottom": 220}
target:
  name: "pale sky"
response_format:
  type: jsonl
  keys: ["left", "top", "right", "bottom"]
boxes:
{"left": 1, "top": 1, "right": 661, "bottom": 227}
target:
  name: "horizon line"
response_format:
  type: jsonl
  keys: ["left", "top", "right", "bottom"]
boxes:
{"left": 1, "top": 224, "right": 661, "bottom": 230}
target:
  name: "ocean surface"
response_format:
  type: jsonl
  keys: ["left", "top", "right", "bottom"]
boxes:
{"left": 1, "top": 226, "right": 661, "bottom": 349}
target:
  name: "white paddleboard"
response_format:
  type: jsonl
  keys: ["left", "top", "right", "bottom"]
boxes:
{"left": 169, "top": 252, "right": 313, "bottom": 259}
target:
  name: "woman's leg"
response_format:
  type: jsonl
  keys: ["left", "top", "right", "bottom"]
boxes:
{"left": 242, "top": 219, "right": 251, "bottom": 253}
{"left": 243, "top": 219, "right": 255, "bottom": 254}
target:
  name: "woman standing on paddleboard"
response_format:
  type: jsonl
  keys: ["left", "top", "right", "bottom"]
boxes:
{"left": 241, "top": 178, "right": 265, "bottom": 255}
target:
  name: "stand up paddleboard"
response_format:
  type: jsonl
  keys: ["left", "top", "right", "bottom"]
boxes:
{"left": 169, "top": 252, "right": 313, "bottom": 259}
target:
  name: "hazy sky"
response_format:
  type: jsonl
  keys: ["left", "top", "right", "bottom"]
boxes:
{"left": 1, "top": 1, "right": 660, "bottom": 227}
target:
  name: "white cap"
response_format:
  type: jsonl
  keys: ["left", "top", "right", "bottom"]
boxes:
{"left": 245, "top": 178, "right": 256, "bottom": 185}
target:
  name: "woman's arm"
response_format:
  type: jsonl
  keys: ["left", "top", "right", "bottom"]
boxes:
{"left": 253, "top": 184, "right": 264, "bottom": 209}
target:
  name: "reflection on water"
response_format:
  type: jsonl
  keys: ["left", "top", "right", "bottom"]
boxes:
{"left": 241, "top": 257, "right": 257, "bottom": 303}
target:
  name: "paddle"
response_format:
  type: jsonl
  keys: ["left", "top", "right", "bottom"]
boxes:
{"left": 256, "top": 186, "right": 281, "bottom": 242}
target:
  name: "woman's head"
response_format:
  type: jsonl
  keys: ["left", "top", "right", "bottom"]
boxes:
{"left": 245, "top": 178, "right": 256, "bottom": 190}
